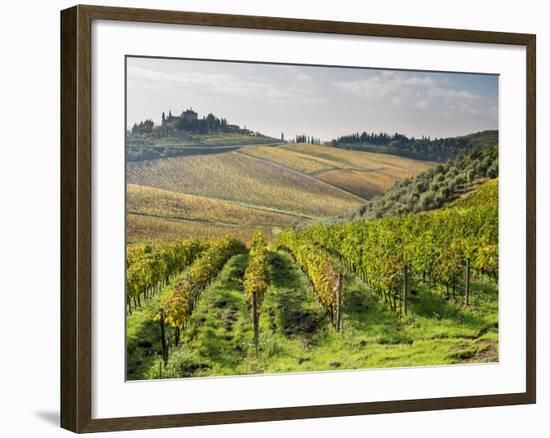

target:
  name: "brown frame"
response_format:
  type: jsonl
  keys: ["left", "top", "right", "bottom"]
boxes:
{"left": 60, "top": 4, "right": 536, "bottom": 433}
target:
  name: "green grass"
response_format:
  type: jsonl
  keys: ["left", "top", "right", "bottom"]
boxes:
{"left": 128, "top": 250, "right": 498, "bottom": 380}
{"left": 125, "top": 273, "right": 186, "bottom": 380}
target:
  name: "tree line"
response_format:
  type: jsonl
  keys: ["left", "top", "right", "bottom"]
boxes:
{"left": 330, "top": 130, "right": 498, "bottom": 162}
{"left": 295, "top": 134, "right": 322, "bottom": 144}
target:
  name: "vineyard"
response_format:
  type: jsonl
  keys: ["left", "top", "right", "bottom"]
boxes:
{"left": 291, "top": 178, "right": 498, "bottom": 314}
{"left": 126, "top": 151, "right": 363, "bottom": 218}
{"left": 126, "top": 179, "right": 499, "bottom": 379}
{"left": 127, "top": 183, "right": 297, "bottom": 243}
{"left": 126, "top": 143, "right": 435, "bottom": 244}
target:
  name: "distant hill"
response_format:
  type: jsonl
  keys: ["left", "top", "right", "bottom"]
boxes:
{"left": 314, "top": 142, "right": 498, "bottom": 224}
{"left": 126, "top": 133, "right": 281, "bottom": 162}
{"left": 127, "top": 109, "right": 280, "bottom": 161}
{"left": 329, "top": 130, "right": 498, "bottom": 163}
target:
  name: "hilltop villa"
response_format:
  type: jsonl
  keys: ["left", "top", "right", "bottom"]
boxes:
{"left": 162, "top": 108, "right": 198, "bottom": 127}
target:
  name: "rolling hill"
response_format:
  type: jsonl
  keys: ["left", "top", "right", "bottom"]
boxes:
{"left": 240, "top": 143, "right": 433, "bottom": 199}
{"left": 127, "top": 184, "right": 298, "bottom": 243}
{"left": 328, "top": 143, "right": 498, "bottom": 223}
{"left": 126, "top": 143, "right": 433, "bottom": 242}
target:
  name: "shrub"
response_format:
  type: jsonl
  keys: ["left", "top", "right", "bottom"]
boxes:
{"left": 420, "top": 192, "right": 435, "bottom": 209}
{"left": 486, "top": 164, "right": 498, "bottom": 178}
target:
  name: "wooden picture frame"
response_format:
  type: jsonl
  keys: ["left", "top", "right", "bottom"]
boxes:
{"left": 60, "top": 4, "right": 536, "bottom": 433}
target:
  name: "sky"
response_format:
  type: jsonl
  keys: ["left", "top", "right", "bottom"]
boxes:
{"left": 126, "top": 56, "right": 498, "bottom": 141}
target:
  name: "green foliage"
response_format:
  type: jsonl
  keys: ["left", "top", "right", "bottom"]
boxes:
{"left": 131, "top": 119, "right": 154, "bottom": 135}
{"left": 128, "top": 250, "right": 499, "bottom": 380}
{"left": 332, "top": 144, "right": 498, "bottom": 222}
{"left": 126, "top": 239, "right": 207, "bottom": 308}
{"left": 295, "top": 134, "right": 321, "bottom": 144}
{"left": 127, "top": 109, "right": 280, "bottom": 161}
{"left": 446, "top": 178, "right": 498, "bottom": 209}
{"left": 244, "top": 230, "right": 270, "bottom": 311}
{"left": 161, "top": 237, "right": 247, "bottom": 329}
{"left": 276, "top": 231, "right": 342, "bottom": 321}
{"left": 292, "top": 180, "right": 498, "bottom": 312}
{"left": 163, "top": 348, "right": 208, "bottom": 378}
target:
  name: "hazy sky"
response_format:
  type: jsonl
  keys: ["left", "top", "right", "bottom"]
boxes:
{"left": 126, "top": 57, "right": 498, "bottom": 141}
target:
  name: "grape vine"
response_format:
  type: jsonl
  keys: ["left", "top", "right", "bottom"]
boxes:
{"left": 160, "top": 237, "right": 247, "bottom": 341}
{"left": 288, "top": 181, "right": 498, "bottom": 312}
{"left": 276, "top": 231, "right": 342, "bottom": 326}
{"left": 244, "top": 230, "right": 270, "bottom": 355}
{"left": 126, "top": 239, "right": 207, "bottom": 313}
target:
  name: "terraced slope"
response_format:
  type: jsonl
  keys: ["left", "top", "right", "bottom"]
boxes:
{"left": 127, "top": 184, "right": 299, "bottom": 243}
{"left": 127, "top": 184, "right": 298, "bottom": 227}
{"left": 126, "top": 143, "right": 433, "bottom": 242}
{"left": 239, "top": 143, "right": 433, "bottom": 199}
{"left": 127, "top": 151, "right": 364, "bottom": 219}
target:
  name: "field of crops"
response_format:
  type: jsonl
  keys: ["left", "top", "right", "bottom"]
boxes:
{"left": 126, "top": 143, "right": 433, "bottom": 243}
{"left": 127, "top": 184, "right": 299, "bottom": 226}
{"left": 127, "top": 149, "right": 364, "bottom": 219}
{"left": 127, "top": 184, "right": 297, "bottom": 242}
{"left": 240, "top": 143, "right": 433, "bottom": 198}
{"left": 126, "top": 179, "right": 499, "bottom": 380}
{"left": 280, "top": 143, "right": 433, "bottom": 176}
{"left": 127, "top": 213, "right": 279, "bottom": 244}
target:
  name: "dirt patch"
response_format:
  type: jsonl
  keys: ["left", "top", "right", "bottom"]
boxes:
{"left": 450, "top": 340, "right": 498, "bottom": 362}
{"left": 211, "top": 298, "right": 228, "bottom": 309}
{"left": 283, "top": 308, "right": 321, "bottom": 336}
{"left": 451, "top": 347, "right": 477, "bottom": 361}
{"left": 220, "top": 308, "right": 238, "bottom": 331}
{"left": 468, "top": 342, "right": 498, "bottom": 363}
{"left": 278, "top": 289, "right": 323, "bottom": 339}
{"left": 176, "top": 362, "right": 210, "bottom": 377}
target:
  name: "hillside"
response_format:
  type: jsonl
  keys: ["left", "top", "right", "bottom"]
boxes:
{"left": 126, "top": 143, "right": 433, "bottom": 242}
{"left": 127, "top": 184, "right": 298, "bottom": 243}
{"left": 239, "top": 143, "right": 433, "bottom": 199}
{"left": 127, "top": 133, "right": 280, "bottom": 162}
{"left": 127, "top": 179, "right": 498, "bottom": 380}
{"left": 127, "top": 151, "right": 363, "bottom": 218}
{"left": 446, "top": 177, "right": 498, "bottom": 209}
{"left": 330, "top": 130, "right": 498, "bottom": 162}
{"left": 328, "top": 143, "right": 498, "bottom": 223}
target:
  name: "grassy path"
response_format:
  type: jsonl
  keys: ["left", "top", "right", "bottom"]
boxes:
{"left": 146, "top": 250, "right": 330, "bottom": 378}
{"left": 165, "top": 253, "right": 253, "bottom": 377}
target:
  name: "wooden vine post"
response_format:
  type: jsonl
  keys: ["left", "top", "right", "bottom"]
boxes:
{"left": 252, "top": 291, "right": 259, "bottom": 358}
{"left": 465, "top": 257, "right": 471, "bottom": 306}
{"left": 336, "top": 273, "right": 343, "bottom": 332}
{"left": 402, "top": 265, "right": 409, "bottom": 316}
{"left": 159, "top": 308, "right": 168, "bottom": 365}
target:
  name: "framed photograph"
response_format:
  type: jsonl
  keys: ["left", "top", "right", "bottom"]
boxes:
{"left": 60, "top": 4, "right": 536, "bottom": 433}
